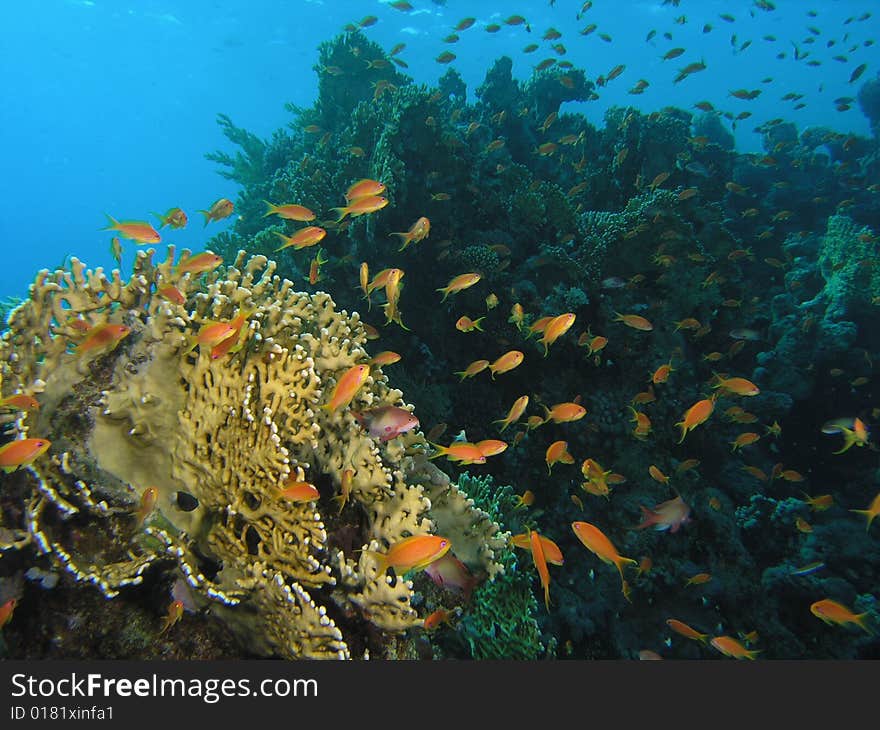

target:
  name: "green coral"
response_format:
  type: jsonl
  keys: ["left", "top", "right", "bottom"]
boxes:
{"left": 816, "top": 214, "right": 880, "bottom": 320}
{"left": 452, "top": 473, "right": 543, "bottom": 660}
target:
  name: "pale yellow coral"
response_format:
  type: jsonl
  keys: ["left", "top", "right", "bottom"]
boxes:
{"left": 0, "top": 247, "right": 505, "bottom": 659}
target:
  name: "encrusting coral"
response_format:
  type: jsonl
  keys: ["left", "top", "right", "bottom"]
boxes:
{"left": 0, "top": 247, "right": 505, "bottom": 659}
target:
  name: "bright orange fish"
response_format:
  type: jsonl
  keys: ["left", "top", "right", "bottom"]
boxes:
{"left": 279, "top": 480, "right": 320, "bottom": 502}
{"left": 367, "top": 535, "right": 452, "bottom": 574}
{"left": 332, "top": 195, "right": 389, "bottom": 222}
{"left": 810, "top": 599, "right": 874, "bottom": 634}
{"left": 494, "top": 395, "right": 529, "bottom": 432}
{"left": 74, "top": 323, "right": 131, "bottom": 356}
{"left": 274, "top": 226, "right": 327, "bottom": 251}
{"left": 675, "top": 397, "right": 715, "bottom": 443}
{"left": 474, "top": 439, "right": 507, "bottom": 457}
{"left": 368, "top": 351, "right": 401, "bottom": 367}
{"left": 454, "top": 359, "right": 490, "bottom": 380}
{"left": 489, "top": 350, "right": 524, "bottom": 378}
{"left": 428, "top": 441, "right": 486, "bottom": 465}
{"left": 102, "top": 214, "right": 161, "bottom": 244}
{"left": 511, "top": 533, "right": 564, "bottom": 566}
{"left": 345, "top": 178, "right": 386, "bottom": 201}
{"left": 322, "top": 364, "right": 370, "bottom": 412}
{"left": 540, "top": 313, "right": 576, "bottom": 356}
{"left": 263, "top": 201, "right": 316, "bottom": 221}
{"left": 0, "top": 438, "right": 51, "bottom": 473}
{"left": 545, "top": 440, "right": 575, "bottom": 473}
{"left": 0, "top": 394, "right": 40, "bottom": 412}
{"left": 390, "top": 216, "right": 431, "bottom": 251}
{"left": 571, "top": 521, "right": 638, "bottom": 594}
{"left": 834, "top": 417, "right": 870, "bottom": 454}
{"left": 712, "top": 374, "right": 760, "bottom": 396}
{"left": 437, "top": 273, "right": 481, "bottom": 301}
{"left": 423, "top": 608, "right": 455, "bottom": 631}
{"left": 710, "top": 635, "right": 760, "bottom": 659}
{"left": 174, "top": 251, "right": 223, "bottom": 276}
{"left": 684, "top": 572, "right": 712, "bottom": 586}
{"left": 613, "top": 311, "right": 653, "bottom": 331}
{"left": 529, "top": 529, "right": 552, "bottom": 610}
{"left": 455, "top": 315, "right": 486, "bottom": 332}
{"left": 666, "top": 618, "right": 709, "bottom": 644}
{"left": 157, "top": 284, "right": 186, "bottom": 306}
{"left": 542, "top": 402, "right": 587, "bottom": 424}
{"left": 197, "top": 198, "right": 235, "bottom": 226}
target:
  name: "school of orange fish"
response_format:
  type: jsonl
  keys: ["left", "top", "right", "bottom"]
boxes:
{"left": 3, "top": 0, "right": 878, "bottom": 657}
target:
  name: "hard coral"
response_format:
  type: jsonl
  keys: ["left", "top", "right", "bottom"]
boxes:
{"left": 0, "top": 248, "right": 504, "bottom": 659}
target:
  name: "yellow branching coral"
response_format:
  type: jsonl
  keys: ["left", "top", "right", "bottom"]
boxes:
{"left": 0, "top": 247, "right": 505, "bottom": 659}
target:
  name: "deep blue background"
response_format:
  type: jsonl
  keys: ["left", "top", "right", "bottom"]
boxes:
{"left": 1, "top": 0, "right": 876, "bottom": 298}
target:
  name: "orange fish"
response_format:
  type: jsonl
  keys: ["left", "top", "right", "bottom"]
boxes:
{"left": 684, "top": 572, "right": 712, "bottom": 586}
{"left": 429, "top": 441, "right": 486, "bottom": 465}
{"left": 613, "top": 311, "right": 653, "bottom": 331}
{"left": 475, "top": 439, "right": 507, "bottom": 458}
{"left": 675, "top": 397, "right": 715, "bottom": 443}
{"left": 437, "top": 272, "right": 481, "bottom": 301}
{"left": 274, "top": 226, "right": 327, "bottom": 251}
{"left": 332, "top": 195, "right": 388, "bottom": 222}
{"left": 159, "top": 600, "right": 185, "bottom": 635}
{"left": 542, "top": 402, "right": 587, "bottom": 424}
{"left": 368, "top": 351, "right": 401, "bottom": 367}
{"left": 810, "top": 599, "right": 874, "bottom": 634}
{"left": 514, "top": 490, "right": 535, "bottom": 508}
{"left": 635, "top": 494, "right": 691, "bottom": 533}
{"left": 545, "top": 440, "right": 575, "bottom": 473}
{"left": 511, "top": 533, "right": 565, "bottom": 566}
{"left": 571, "top": 521, "right": 638, "bottom": 594}
{"left": 454, "top": 359, "right": 490, "bottom": 380}
{"left": 529, "top": 529, "right": 552, "bottom": 610}
{"left": 151, "top": 207, "right": 188, "bottom": 229}
{"left": 322, "top": 364, "right": 370, "bottom": 413}
{"left": 455, "top": 315, "right": 486, "bottom": 332}
{"left": 712, "top": 374, "right": 760, "bottom": 396}
{"left": 648, "top": 465, "right": 670, "bottom": 484}
{"left": 279, "top": 480, "right": 320, "bottom": 502}
{"left": 0, "top": 598, "right": 17, "bottom": 629}
{"left": 389, "top": 216, "right": 430, "bottom": 252}
{"left": 102, "top": 214, "right": 161, "bottom": 244}
{"left": 495, "top": 395, "right": 529, "bottom": 432}
{"left": 666, "top": 618, "right": 709, "bottom": 644}
{"left": 850, "top": 491, "right": 880, "bottom": 531}
{"left": 197, "top": 198, "right": 235, "bottom": 226}
{"left": 263, "top": 201, "right": 316, "bottom": 221}
{"left": 346, "top": 179, "right": 386, "bottom": 202}
{"left": 0, "top": 394, "right": 40, "bottom": 412}
{"left": 73, "top": 323, "right": 131, "bottom": 356}
{"left": 795, "top": 517, "right": 813, "bottom": 533}
{"left": 367, "top": 535, "right": 452, "bottom": 574}
{"left": 651, "top": 360, "right": 675, "bottom": 384}
{"left": 0, "top": 438, "right": 51, "bottom": 473}
{"left": 731, "top": 432, "right": 761, "bottom": 451}
{"left": 134, "top": 486, "right": 158, "bottom": 527}
{"left": 540, "top": 313, "right": 576, "bottom": 356}
{"left": 333, "top": 468, "right": 355, "bottom": 514}
{"left": 174, "top": 251, "right": 223, "bottom": 276}
{"left": 489, "top": 350, "right": 524, "bottom": 378}
{"left": 157, "top": 284, "right": 186, "bottom": 306}
{"left": 423, "top": 608, "right": 455, "bottom": 631}
{"left": 710, "top": 635, "right": 760, "bottom": 659}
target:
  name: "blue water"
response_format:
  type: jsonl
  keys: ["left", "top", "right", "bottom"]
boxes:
{"left": 1, "top": 0, "right": 876, "bottom": 299}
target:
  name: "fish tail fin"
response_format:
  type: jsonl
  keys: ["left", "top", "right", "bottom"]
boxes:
{"left": 676, "top": 421, "right": 687, "bottom": 444}
{"left": 474, "top": 317, "right": 485, "bottom": 331}
{"left": 850, "top": 509, "right": 875, "bottom": 531}
{"left": 746, "top": 649, "right": 761, "bottom": 659}
{"left": 427, "top": 442, "right": 447, "bottom": 460}
{"left": 493, "top": 418, "right": 509, "bottom": 432}
{"left": 363, "top": 550, "right": 388, "bottom": 576}
{"left": 150, "top": 211, "right": 168, "bottom": 228}
{"left": 833, "top": 429, "right": 856, "bottom": 454}
{"left": 856, "top": 612, "right": 875, "bottom": 635}
{"left": 262, "top": 201, "right": 277, "bottom": 217}
{"left": 635, "top": 506, "right": 656, "bottom": 531}
{"left": 197, "top": 210, "right": 211, "bottom": 226}
{"left": 101, "top": 213, "right": 119, "bottom": 232}
{"left": 330, "top": 207, "right": 349, "bottom": 223}
{"left": 436, "top": 287, "right": 449, "bottom": 302}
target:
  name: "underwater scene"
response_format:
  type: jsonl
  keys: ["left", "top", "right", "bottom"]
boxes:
{"left": 1, "top": 0, "right": 879, "bottom": 661}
